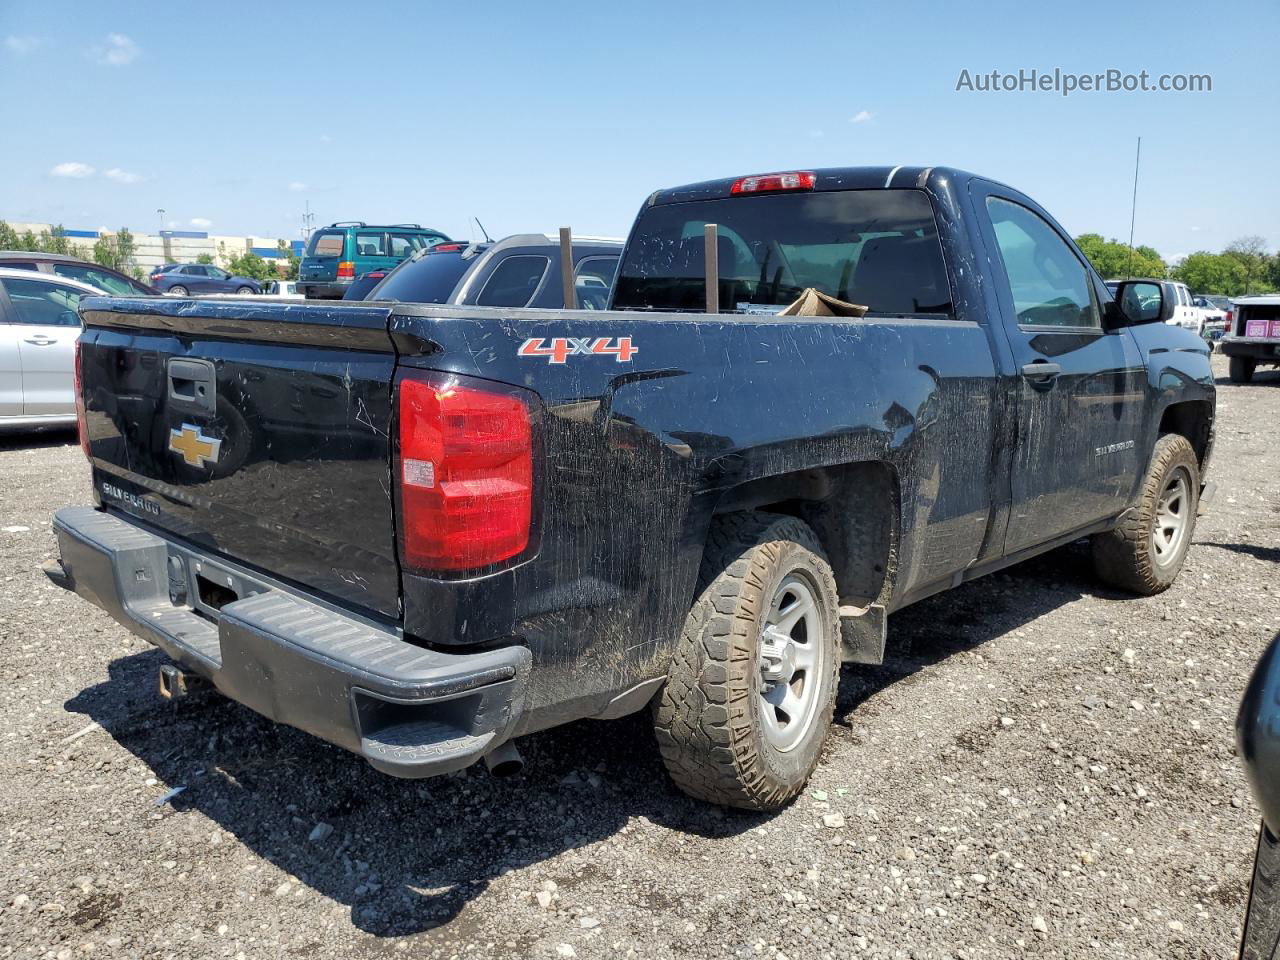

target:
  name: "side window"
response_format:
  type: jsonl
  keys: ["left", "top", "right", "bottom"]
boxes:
{"left": 389, "top": 233, "right": 428, "bottom": 258}
{"left": 475, "top": 256, "right": 550, "bottom": 307}
{"left": 53, "top": 263, "right": 138, "bottom": 295}
{"left": 986, "top": 198, "right": 1100, "bottom": 329}
{"left": 355, "top": 232, "right": 387, "bottom": 257}
{"left": 0, "top": 261, "right": 38, "bottom": 271}
{"left": 1, "top": 278, "right": 84, "bottom": 326}
{"left": 574, "top": 256, "right": 619, "bottom": 309}
{"left": 209, "top": 266, "right": 228, "bottom": 280}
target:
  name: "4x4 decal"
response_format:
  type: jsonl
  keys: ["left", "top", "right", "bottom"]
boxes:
{"left": 518, "top": 336, "right": 638, "bottom": 364}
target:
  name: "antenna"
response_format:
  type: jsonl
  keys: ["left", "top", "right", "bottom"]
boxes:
{"left": 1125, "top": 136, "right": 1141, "bottom": 279}
{"left": 474, "top": 217, "right": 493, "bottom": 243}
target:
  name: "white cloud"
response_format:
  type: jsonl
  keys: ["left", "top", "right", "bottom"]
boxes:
{"left": 189, "top": 217, "right": 212, "bottom": 228}
{"left": 849, "top": 110, "right": 874, "bottom": 124}
{"left": 50, "top": 161, "right": 95, "bottom": 178}
{"left": 94, "top": 33, "right": 139, "bottom": 67}
{"left": 1190, "top": 226, "right": 1201, "bottom": 232}
{"left": 3, "top": 35, "right": 42, "bottom": 55}
{"left": 104, "top": 168, "right": 142, "bottom": 184}
{"left": 318, "top": 134, "right": 332, "bottom": 144}
{"left": 809, "top": 129, "right": 825, "bottom": 139}
{"left": 166, "top": 220, "right": 180, "bottom": 229}
{"left": 287, "top": 181, "right": 308, "bottom": 192}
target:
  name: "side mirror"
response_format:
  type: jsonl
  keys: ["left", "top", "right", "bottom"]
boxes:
{"left": 1107, "top": 280, "right": 1171, "bottom": 329}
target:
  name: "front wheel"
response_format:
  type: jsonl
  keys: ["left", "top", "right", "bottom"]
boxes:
{"left": 1230, "top": 356, "right": 1256, "bottom": 383}
{"left": 653, "top": 512, "right": 840, "bottom": 810}
{"left": 1091, "top": 433, "right": 1199, "bottom": 595}
{"left": 236, "top": 285, "right": 255, "bottom": 295}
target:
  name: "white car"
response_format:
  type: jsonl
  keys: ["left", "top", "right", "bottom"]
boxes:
{"left": 264, "top": 280, "right": 304, "bottom": 299}
{"left": 1106, "top": 279, "right": 1203, "bottom": 334}
{"left": 0, "top": 267, "right": 99, "bottom": 431}
{"left": 1193, "top": 295, "right": 1230, "bottom": 343}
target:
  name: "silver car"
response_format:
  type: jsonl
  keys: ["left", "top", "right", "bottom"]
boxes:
{"left": 0, "top": 267, "right": 101, "bottom": 431}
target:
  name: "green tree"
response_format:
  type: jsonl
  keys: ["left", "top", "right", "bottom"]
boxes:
{"left": 276, "top": 240, "right": 299, "bottom": 280}
{"left": 0, "top": 220, "right": 19, "bottom": 250}
{"left": 1224, "top": 236, "right": 1270, "bottom": 295}
{"left": 1172, "top": 252, "right": 1249, "bottom": 295}
{"left": 91, "top": 227, "right": 138, "bottom": 273}
{"left": 195, "top": 253, "right": 215, "bottom": 265}
{"left": 1073, "top": 233, "right": 1166, "bottom": 279}
{"left": 225, "top": 250, "right": 273, "bottom": 283}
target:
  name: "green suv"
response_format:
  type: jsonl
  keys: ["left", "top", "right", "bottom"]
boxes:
{"left": 297, "top": 222, "right": 450, "bottom": 300}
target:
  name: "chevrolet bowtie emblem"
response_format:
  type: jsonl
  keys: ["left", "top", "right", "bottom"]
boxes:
{"left": 168, "top": 424, "right": 221, "bottom": 468}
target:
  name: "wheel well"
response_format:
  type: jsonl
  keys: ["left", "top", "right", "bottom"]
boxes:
{"left": 1158, "top": 400, "right": 1213, "bottom": 468}
{"left": 714, "top": 462, "right": 898, "bottom": 608}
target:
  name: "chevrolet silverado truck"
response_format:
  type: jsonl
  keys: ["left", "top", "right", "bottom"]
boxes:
{"left": 48, "top": 166, "right": 1216, "bottom": 811}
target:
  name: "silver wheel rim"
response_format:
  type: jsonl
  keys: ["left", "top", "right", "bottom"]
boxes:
{"left": 757, "top": 573, "right": 827, "bottom": 753}
{"left": 1151, "top": 466, "right": 1191, "bottom": 567}
{"left": 171, "top": 286, "right": 187, "bottom": 296}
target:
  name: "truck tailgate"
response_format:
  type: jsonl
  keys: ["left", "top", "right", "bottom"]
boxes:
{"left": 78, "top": 297, "right": 401, "bottom": 620}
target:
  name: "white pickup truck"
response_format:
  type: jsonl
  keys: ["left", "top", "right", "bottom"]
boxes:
{"left": 1223, "top": 295, "right": 1280, "bottom": 382}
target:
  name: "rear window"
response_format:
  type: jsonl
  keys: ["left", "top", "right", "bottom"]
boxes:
{"left": 307, "top": 230, "right": 345, "bottom": 257}
{"left": 612, "top": 189, "right": 951, "bottom": 315}
{"left": 475, "top": 255, "right": 550, "bottom": 307}
{"left": 367, "top": 252, "right": 474, "bottom": 304}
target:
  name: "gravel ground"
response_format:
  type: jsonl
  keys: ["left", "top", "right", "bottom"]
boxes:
{"left": 2, "top": 354, "right": 1277, "bottom": 960}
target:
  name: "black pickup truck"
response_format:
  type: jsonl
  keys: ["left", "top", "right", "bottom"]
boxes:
{"left": 49, "top": 166, "right": 1216, "bottom": 811}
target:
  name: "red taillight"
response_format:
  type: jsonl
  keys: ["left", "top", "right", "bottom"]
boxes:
{"left": 730, "top": 171, "right": 817, "bottom": 195}
{"left": 337, "top": 261, "right": 356, "bottom": 279}
{"left": 429, "top": 243, "right": 465, "bottom": 253}
{"left": 396, "top": 371, "right": 534, "bottom": 573}
{"left": 1226, "top": 309, "right": 1234, "bottom": 333}
{"left": 73, "top": 339, "right": 89, "bottom": 460}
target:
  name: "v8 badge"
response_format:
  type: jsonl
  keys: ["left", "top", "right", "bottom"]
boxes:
{"left": 518, "top": 336, "right": 637, "bottom": 364}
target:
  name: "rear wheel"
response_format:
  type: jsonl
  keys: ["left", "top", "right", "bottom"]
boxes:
{"left": 1092, "top": 433, "right": 1199, "bottom": 595}
{"left": 168, "top": 284, "right": 189, "bottom": 296}
{"left": 1230, "top": 356, "right": 1256, "bottom": 383}
{"left": 653, "top": 512, "right": 840, "bottom": 810}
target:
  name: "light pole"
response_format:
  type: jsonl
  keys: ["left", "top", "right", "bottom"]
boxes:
{"left": 156, "top": 208, "right": 165, "bottom": 235}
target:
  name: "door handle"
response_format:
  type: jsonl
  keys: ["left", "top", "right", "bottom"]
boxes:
{"left": 23, "top": 336, "right": 57, "bottom": 346}
{"left": 1021, "top": 360, "right": 1062, "bottom": 388}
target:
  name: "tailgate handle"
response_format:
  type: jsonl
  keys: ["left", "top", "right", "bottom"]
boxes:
{"left": 168, "top": 358, "right": 217, "bottom": 416}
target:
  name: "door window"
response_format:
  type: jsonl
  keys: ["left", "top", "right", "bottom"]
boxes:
{"left": 355, "top": 232, "right": 387, "bottom": 257}
{"left": 52, "top": 263, "right": 148, "bottom": 295}
{"left": 986, "top": 198, "right": 1100, "bottom": 329}
{"left": 475, "top": 256, "right": 550, "bottom": 307}
{"left": 574, "top": 256, "right": 619, "bottom": 309}
{"left": 1, "top": 277, "right": 84, "bottom": 325}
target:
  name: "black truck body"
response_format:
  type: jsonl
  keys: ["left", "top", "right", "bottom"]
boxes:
{"left": 50, "top": 166, "right": 1217, "bottom": 806}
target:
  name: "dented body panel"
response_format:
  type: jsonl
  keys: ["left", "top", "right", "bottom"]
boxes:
{"left": 61, "top": 165, "right": 1215, "bottom": 767}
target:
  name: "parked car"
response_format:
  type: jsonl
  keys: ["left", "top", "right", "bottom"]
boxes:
{"left": 1236, "top": 633, "right": 1280, "bottom": 959}
{"left": 151, "top": 264, "right": 261, "bottom": 296}
{"left": 297, "top": 222, "right": 450, "bottom": 300}
{"left": 1222, "top": 294, "right": 1280, "bottom": 382}
{"left": 1107, "top": 278, "right": 1202, "bottom": 333}
{"left": 341, "top": 270, "right": 392, "bottom": 301}
{"left": 263, "top": 280, "right": 304, "bottom": 299}
{"left": 0, "top": 268, "right": 100, "bottom": 431}
{"left": 1193, "top": 295, "right": 1229, "bottom": 344}
{"left": 51, "top": 165, "right": 1215, "bottom": 811}
{"left": 0, "top": 251, "right": 155, "bottom": 296}
{"left": 351, "top": 234, "right": 622, "bottom": 307}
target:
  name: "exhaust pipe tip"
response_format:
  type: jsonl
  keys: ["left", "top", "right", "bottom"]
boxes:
{"left": 483, "top": 740, "right": 524, "bottom": 778}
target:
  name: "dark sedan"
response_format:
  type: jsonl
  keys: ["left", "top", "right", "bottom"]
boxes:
{"left": 151, "top": 263, "right": 261, "bottom": 296}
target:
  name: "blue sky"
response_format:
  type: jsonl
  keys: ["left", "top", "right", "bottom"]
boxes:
{"left": 1, "top": 0, "right": 1276, "bottom": 260}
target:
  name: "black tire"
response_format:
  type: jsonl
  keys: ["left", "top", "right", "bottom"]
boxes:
{"left": 168, "top": 284, "right": 189, "bottom": 296}
{"left": 1230, "top": 356, "right": 1256, "bottom": 383}
{"left": 653, "top": 512, "right": 840, "bottom": 811}
{"left": 236, "top": 285, "right": 254, "bottom": 295}
{"left": 1091, "top": 434, "right": 1199, "bottom": 595}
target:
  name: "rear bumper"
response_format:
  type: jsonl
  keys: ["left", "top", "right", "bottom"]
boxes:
{"left": 296, "top": 281, "right": 350, "bottom": 300}
{"left": 1223, "top": 340, "right": 1280, "bottom": 361}
{"left": 48, "top": 506, "right": 530, "bottom": 778}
